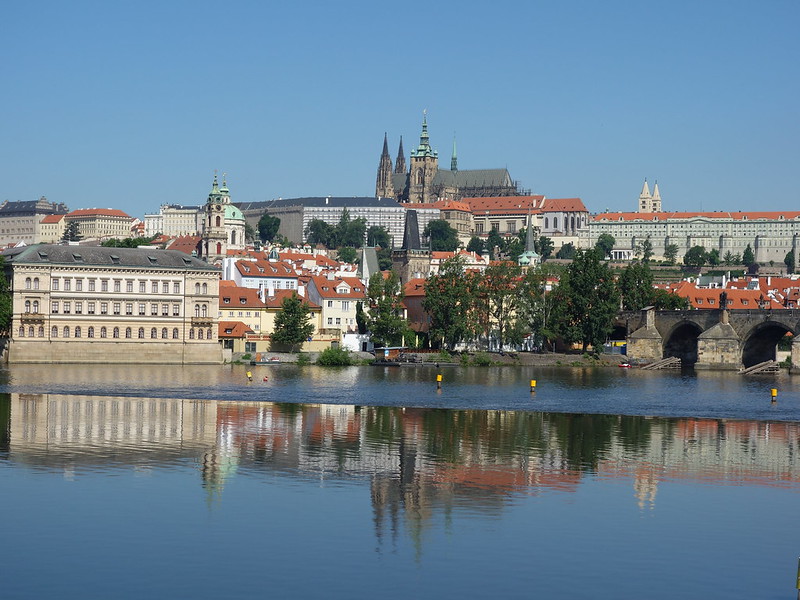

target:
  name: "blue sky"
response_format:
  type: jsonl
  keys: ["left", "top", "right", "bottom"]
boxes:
{"left": 4, "top": 0, "right": 798, "bottom": 218}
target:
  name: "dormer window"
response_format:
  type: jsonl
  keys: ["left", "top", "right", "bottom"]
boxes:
{"left": 240, "top": 298, "right": 246, "bottom": 304}
{"left": 223, "top": 297, "right": 230, "bottom": 304}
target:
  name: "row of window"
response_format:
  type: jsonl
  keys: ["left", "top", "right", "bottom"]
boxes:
{"left": 18, "top": 325, "right": 215, "bottom": 339}
{"left": 26, "top": 277, "right": 211, "bottom": 295}
{"left": 28, "top": 300, "right": 210, "bottom": 317}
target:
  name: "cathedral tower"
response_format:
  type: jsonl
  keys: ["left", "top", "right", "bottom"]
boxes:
{"left": 407, "top": 112, "right": 439, "bottom": 204}
{"left": 375, "top": 133, "right": 395, "bottom": 198}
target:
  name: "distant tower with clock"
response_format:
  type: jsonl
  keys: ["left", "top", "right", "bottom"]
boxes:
{"left": 201, "top": 173, "right": 245, "bottom": 264}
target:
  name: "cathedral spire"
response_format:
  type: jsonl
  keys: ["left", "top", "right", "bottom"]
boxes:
{"left": 375, "top": 133, "right": 395, "bottom": 198}
{"left": 451, "top": 133, "right": 458, "bottom": 172}
{"left": 395, "top": 136, "right": 406, "bottom": 174}
{"left": 412, "top": 110, "right": 437, "bottom": 158}
{"left": 211, "top": 171, "right": 220, "bottom": 194}
{"left": 640, "top": 178, "right": 651, "bottom": 198}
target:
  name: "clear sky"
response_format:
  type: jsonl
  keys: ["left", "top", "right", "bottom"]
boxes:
{"left": 4, "top": 0, "right": 798, "bottom": 218}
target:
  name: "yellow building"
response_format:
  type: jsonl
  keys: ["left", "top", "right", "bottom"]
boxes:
{"left": 3, "top": 244, "right": 222, "bottom": 363}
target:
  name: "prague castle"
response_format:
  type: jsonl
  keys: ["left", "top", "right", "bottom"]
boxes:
{"left": 375, "top": 113, "right": 527, "bottom": 203}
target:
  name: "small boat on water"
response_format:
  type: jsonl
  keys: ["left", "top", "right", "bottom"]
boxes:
{"left": 250, "top": 353, "right": 281, "bottom": 365}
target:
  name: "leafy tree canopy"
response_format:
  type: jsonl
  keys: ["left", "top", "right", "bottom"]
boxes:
{"left": 271, "top": 293, "right": 315, "bottom": 352}
{"left": 423, "top": 219, "right": 459, "bottom": 252}
{"left": 595, "top": 233, "right": 615, "bottom": 258}
{"left": 258, "top": 213, "right": 281, "bottom": 243}
{"left": 683, "top": 246, "right": 707, "bottom": 268}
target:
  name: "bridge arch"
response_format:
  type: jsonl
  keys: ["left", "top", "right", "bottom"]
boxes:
{"left": 663, "top": 321, "right": 703, "bottom": 366}
{"left": 741, "top": 322, "right": 795, "bottom": 368}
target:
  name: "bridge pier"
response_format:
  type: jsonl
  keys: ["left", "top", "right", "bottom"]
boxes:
{"left": 695, "top": 310, "right": 741, "bottom": 370}
{"left": 627, "top": 308, "right": 663, "bottom": 363}
{"left": 790, "top": 338, "right": 800, "bottom": 375}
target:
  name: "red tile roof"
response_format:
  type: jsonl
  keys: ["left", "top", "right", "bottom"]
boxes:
{"left": 219, "top": 285, "right": 266, "bottom": 309}
{"left": 166, "top": 235, "right": 202, "bottom": 256}
{"left": 235, "top": 259, "right": 298, "bottom": 278}
{"left": 541, "top": 197, "right": 588, "bottom": 212}
{"left": 262, "top": 289, "right": 321, "bottom": 310}
{"left": 40, "top": 214, "right": 64, "bottom": 224}
{"left": 594, "top": 211, "right": 800, "bottom": 222}
{"left": 309, "top": 275, "right": 366, "bottom": 299}
{"left": 66, "top": 208, "right": 133, "bottom": 219}
{"left": 218, "top": 321, "right": 254, "bottom": 338}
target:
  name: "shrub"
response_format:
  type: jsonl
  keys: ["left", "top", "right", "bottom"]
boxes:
{"left": 472, "top": 352, "right": 492, "bottom": 366}
{"left": 241, "top": 353, "right": 252, "bottom": 361}
{"left": 296, "top": 353, "right": 311, "bottom": 366}
{"left": 316, "top": 347, "right": 354, "bottom": 366}
{"left": 459, "top": 353, "right": 471, "bottom": 366}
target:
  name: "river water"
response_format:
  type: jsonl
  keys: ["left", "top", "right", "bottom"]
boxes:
{"left": 1, "top": 363, "right": 799, "bottom": 599}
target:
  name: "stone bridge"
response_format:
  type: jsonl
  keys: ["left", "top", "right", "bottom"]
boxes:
{"left": 614, "top": 308, "right": 800, "bottom": 371}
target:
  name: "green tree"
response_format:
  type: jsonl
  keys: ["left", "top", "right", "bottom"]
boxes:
{"left": 486, "top": 229, "right": 504, "bottom": 260}
{"left": 617, "top": 261, "right": 654, "bottom": 310}
{"left": 595, "top": 233, "right": 615, "bottom": 258}
{"left": 244, "top": 222, "right": 256, "bottom": 243}
{"left": 423, "top": 256, "right": 477, "bottom": 350}
{"left": 555, "top": 242, "right": 576, "bottom": 260}
{"left": 62, "top": 221, "right": 81, "bottom": 242}
{"left": 683, "top": 246, "right": 708, "bottom": 268}
{"left": 376, "top": 247, "right": 393, "bottom": 271}
{"left": 366, "top": 271, "right": 407, "bottom": 347}
{"left": 337, "top": 246, "right": 358, "bottom": 264}
{"left": 423, "top": 219, "right": 459, "bottom": 252}
{"left": 305, "top": 219, "right": 334, "bottom": 246}
{"left": 258, "top": 213, "right": 281, "bottom": 243}
{"left": 707, "top": 248, "right": 721, "bottom": 266}
{"left": 478, "top": 261, "right": 523, "bottom": 350}
{"left": 664, "top": 243, "right": 679, "bottom": 266}
{"left": 271, "top": 292, "right": 315, "bottom": 352}
{"left": 101, "top": 235, "right": 159, "bottom": 248}
{"left": 651, "top": 288, "right": 690, "bottom": 310}
{"left": 518, "top": 265, "right": 558, "bottom": 350}
{"left": 534, "top": 235, "right": 554, "bottom": 260}
{"left": 722, "top": 250, "right": 736, "bottom": 266}
{"left": 551, "top": 249, "right": 620, "bottom": 354}
{"left": 637, "top": 236, "right": 654, "bottom": 262}
{"left": 0, "top": 258, "right": 12, "bottom": 334}
{"left": 785, "top": 250, "right": 795, "bottom": 274}
{"left": 335, "top": 209, "right": 367, "bottom": 248}
{"left": 742, "top": 243, "right": 755, "bottom": 267}
{"left": 367, "top": 225, "right": 391, "bottom": 249}
{"left": 466, "top": 236, "right": 485, "bottom": 255}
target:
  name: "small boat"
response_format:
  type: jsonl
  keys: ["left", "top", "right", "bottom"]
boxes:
{"left": 618, "top": 362, "right": 632, "bottom": 368}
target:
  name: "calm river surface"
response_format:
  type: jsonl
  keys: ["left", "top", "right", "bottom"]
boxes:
{"left": 1, "top": 363, "right": 799, "bottom": 599}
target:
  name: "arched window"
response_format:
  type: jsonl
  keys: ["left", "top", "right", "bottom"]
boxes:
{"left": 189, "top": 329, "right": 195, "bottom": 339}
{"left": 24, "top": 300, "right": 31, "bottom": 313}
{"left": 63, "top": 326, "right": 70, "bottom": 338}
{"left": 88, "top": 327, "right": 94, "bottom": 338}
{"left": 195, "top": 283, "right": 200, "bottom": 294}
{"left": 198, "top": 329, "right": 204, "bottom": 340}
{"left": 172, "top": 328, "right": 179, "bottom": 339}
{"left": 216, "top": 242, "right": 222, "bottom": 255}
{"left": 51, "top": 326, "right": 58, "bottom": 338}
{"left": 553, "top": 218, "right": 558, "bottom": 229}
{"left": 201, "top": 305, "right": 208, "bottom": 317}
{"left": 37, "top": 326, "right": 44, "bottom": 338}
{"left": 215, "top": 216, "right": 221, "bottom": 227}
{"left": 161, "top": 328, "right": 168, "bottom": 339}
{"left": 32, "top": 300, "right": 39, "bottom": 313}
{"left": 28, "top": 326, "right": 34, "bottom": 337}
{"left": 18, "top": 325, "right": 24, "bottom": 337}
{"left": 544, "top": 217, "right": 549, "bottom": 229}
{"left": 33, "top": 278, "right": 39, "bottom": 290}
{"left": 125, "top": 327, "right": 132, "bottom": 339}
{"left": 202, "top": 283, "right": 208, "bottom": 294}
{"left": 206, "top": 328, "right": 212, "bottom": 340}
{"left": 195, "top": 305, "right": 200, "bottom": 317}
{"left": 150, "top": 328, "right": 157, "bottom": 339}
{"left": 138, "top": 327, "right": 145, "bottom": 339}
{"left": 100, "top": 327, "right": 107, "bottom": 338}
{"left": 415, "top": 168, "right": 423, "bottom": 185}
{"left": 75, "top": 326, "right": 81, "bottom": 338}
{"left": 231, "top": 231, "right": 236, "bottom": 245}
{"left": 25, "top": 278, "right": 31, "bottom": 290}
{"left": 113, "top": 327, "right": 119, "bottom": 339}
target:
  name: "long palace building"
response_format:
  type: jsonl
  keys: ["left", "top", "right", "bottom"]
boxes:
{"left": 2, "top": 244, "right": 222, "bottom": 364}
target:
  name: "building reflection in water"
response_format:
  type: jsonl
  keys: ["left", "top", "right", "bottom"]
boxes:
{"left": 2, "top": 393, "right": 800, "bottom": 547}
